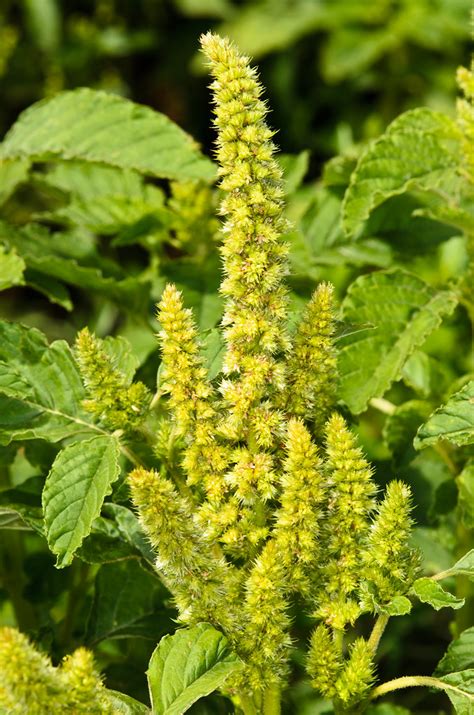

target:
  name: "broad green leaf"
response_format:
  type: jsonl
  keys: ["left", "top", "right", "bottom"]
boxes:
{"left": 435, "top": 627, "right": 474, "bottom": 676}
{"left": 338, "top": 270, "right": 457, "bottom": 413}
{"left": 87, "top": 561, "right": 168, "bottom": 644}
{"left": 0, "top": 322, "right": 96, "bottom": 444}
{"left": 0, "top": 245, "right": 25, "bottom": 290}
{"left": 458, "top": 462, "right": 474, "bottom": 528}
{"left": 0, "top": 88, "right": 215, "bottom": 181}
{"left": 0, "top": 158, "right": 29, "bottom": 205}
{"left": 342, "top": 109, "right": 462, "bottom": 236}
{"left": 411, "top": 577, "right": 465, "bottom": 610}
{"left": 383, "top": 595, "right": 412, "bottom": 617}
{"left": 437, "top": 670, "right": 474, "bottom": 714}
{"left": 46, "top": 188, "right": 167, "bottom": 235}
{"left": 43, "top": 160, "right": 145, "bottom": 199}
{"left": 147, "top": 623, "right": 242, "bottom": 715}
{"left": 106, "top": 691, "right": 150, "bottom": 714}
{"left": 43, "top": 435, "right": 121, "bottom": 568}
{"left": 415, "top": 381, "right": 474, "bottom": 448}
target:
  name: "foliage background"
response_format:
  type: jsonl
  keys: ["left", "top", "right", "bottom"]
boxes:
{"left": 0, "top": 1, "right": 472, "bottom": 713}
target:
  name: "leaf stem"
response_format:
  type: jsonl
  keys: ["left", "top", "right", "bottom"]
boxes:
{"left": 370, "top": 674, "right": 470, "bottom": 701}
{"left": 367, "top": 614, "right": 389, "bottom": 655}
{"left": 369, "top": 397, "right": 396, "bottom": 415}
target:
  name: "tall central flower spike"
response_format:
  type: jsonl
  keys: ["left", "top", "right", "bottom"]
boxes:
{"left": 200, "top": 31, "right": 289, "bottom": 445}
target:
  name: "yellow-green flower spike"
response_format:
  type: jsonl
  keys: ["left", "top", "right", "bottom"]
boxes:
{"left": 75, "top": 327, "right": 150, "bottom": 432}
{"left": 200, "top": 32, "right": 289, "bottom": 442}
{"left": 128, "top": 467, "right": 239, "bottom": 630}
{"left": 57, "top": 647, "right": 113, "bottom": 714}
{"left": 317, "top": 413, "right": 376, "bottom": 629}
{"left": 237, "top": 540, "right": 292, "bottom": 693}
{"left": 306, "top": 624, "right": 342, "bottom": 699}
{"left": 335, "top": 638, "right": 374, "bottom": 706}
{"left": 274, "top": 418, "right": 325, "bottom": 595}
{"left": 360, "top": 480, "right": 420, "bottom": 612}
{"left": 0, "top": 628, "right": 112, "bottom": 714}
{"left": 285, "top": 282, "right": 337, "bottom": 429}
{"left": 157, "top": 284, "right": 229, "bottom": 499}
{"left": 0, "top": 627, "right": 59, "bottom": 714}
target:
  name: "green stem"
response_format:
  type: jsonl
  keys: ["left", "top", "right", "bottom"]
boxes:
{"left": 263, "top": 685, "right": 281, "bottom": 715}
{"left": 0, "top": 531, "right": 36, "bottom": 631}
{"left": 370, "top": 674, "right": 470, "bottom": 701}
{"left": 59, "top": 561, "right": 92, "bottom": 650}
{"left": 238, "top": 691, "right": 258, "bottom": 715}
{"left": 367, "top": 614, "right": 389, "bottom": 655}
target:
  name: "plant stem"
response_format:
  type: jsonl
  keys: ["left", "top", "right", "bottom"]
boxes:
{"left": 370, "top": 674, "right": 468, "bottom": 700}
{"left": 369, "top": 398, "right": 396, "bottom": 415}
{"left": 0, "top": 531, "right": 36, "bottom": 631}
{"left": 238, "top": 692, "right": 258, "bottom": 715}
{"left": 263, "top": 685, "right": 281, "bottom": 715}
{"left": 368, "top": 614, "right": 389, "bottom": 655}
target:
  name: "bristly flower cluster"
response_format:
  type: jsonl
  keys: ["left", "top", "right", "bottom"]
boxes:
{"left": 75, "top": 327, "right": 150, "bottom": 433}
{"left": 0, "top": 628, "right": 112, "bottom": 714}
{"left": 129, "top": 32, "right": 419, "bottom": 707}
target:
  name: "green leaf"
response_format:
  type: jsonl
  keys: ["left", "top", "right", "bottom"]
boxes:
{"left": 0, "top": 88, "right": 215, "bottom": 182}
{"left": 87, "top": 561, "right": 169, "bottom": 644}
{"left": 411, "top": 577, "right": 465, "bottom": 611}
{"left": 437, "top": 670, "right": 474, "bottom": 714}
{"left": 147, "top": 623, "right": 242, "bottom": 715}
{"left": 441, "top": 550, "right": 474, "bottom": 581}
{"left": 43, "top": 160, "right": 145, "bottom": 199}
{"left": 458, "top": 462, "right": 474, "bottom": 529}
{"left": 342, "top": 108, "right": 462, "bottom": 236}
{"left": 0, "top": 322, "right": 96, "bottom": 444}
{"left": 383, "top": 595, "right": 412, "bottom": 616}
{"left": 0, "top": 222, "right": 149, "bottom": 311}
{"left": 0, "top": 245, "right": 25, "bottom": 291}
{"left": 415, "top": 381, "right": 474, "bottom": 448}
{"left": 42, "top": 435, "right": 121, "bottom": 568}
{"left": 106, "top": 691, "right": 150, "bottom": 714}
{"left": 338, "top": 270, "right": 457, "bottom": 413}
{"left": 435, "top": 627, "right": 474, "bottom": 676}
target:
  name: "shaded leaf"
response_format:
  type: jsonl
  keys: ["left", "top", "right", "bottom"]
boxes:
{"left": 87, "top": 560, "right": 168, "bottom": 644}
{"left": 43, "top": 435, "right": 121, "bottom": 568}
{"left": 338, "top": 270, "right": 457, "bottom": 413}
{"left": 147, "top": 623, "right": 242, "bottom": 715}
{"left": 342, "top": 109, "right": 462, "bottom": 236}
{"left": 435, "top": 627, "right": 474, "bottom": 676}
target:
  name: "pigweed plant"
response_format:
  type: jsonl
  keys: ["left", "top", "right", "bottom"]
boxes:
{"left": 0, "top": 32, "right": 473, "bottom": 715}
